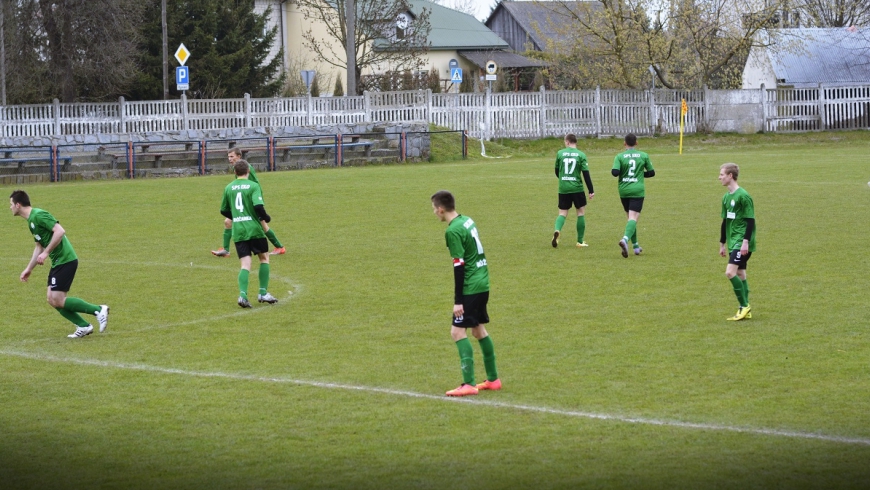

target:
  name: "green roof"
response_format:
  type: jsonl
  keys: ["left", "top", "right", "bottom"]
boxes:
{"left": 375, "top": 0, "right": 509, "bottom": 50}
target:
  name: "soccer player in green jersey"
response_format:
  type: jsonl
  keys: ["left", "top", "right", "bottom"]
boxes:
{"left": 10, "top": 190, "right": 109, "bottom": 338}
{"left": 552, "top": 133, "right": 594, "bottom": 248}
{"left": 220, "top": 160, "right": 279, "bottom": 308}
{"left": 612, "top": 133, "right": 655, "bottom": 258}
{"left": 718, "top": 163, "right": 756, "bottom": 321}
{"left": 431, "top": 190, "right": 500, "bottom": 397}
{"left": 212, "top": 148, "right": 286, "bottom": 257}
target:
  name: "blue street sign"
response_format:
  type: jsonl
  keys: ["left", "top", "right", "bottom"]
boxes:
{"left": 176, "top": 66, "right": 190, "bottom": 91}
{"left": 450, "top": 68, "right": 463, "bottom": 83}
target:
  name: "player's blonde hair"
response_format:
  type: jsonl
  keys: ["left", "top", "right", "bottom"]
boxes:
{"left": 720, "top": 163, "right": 739, "bottom": 180}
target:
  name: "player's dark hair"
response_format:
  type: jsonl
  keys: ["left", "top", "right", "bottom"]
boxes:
{"left": 565, "top": 133, "right": 577, "bottom": 144}
{"left": 9, "top": 190, "right": 30, "bottom": 206}
{"left": 234, "top": 160, "right": 250, "bottom": 176}
{"left": 625, "top": 133, "right": 637, "bottom": 147}
{"left": 228, "top": 147, "right": 242, "bottom": 157}
{"left": 721, "top": 163, "right": 739, "bottom": 180}
{"left": 431, "top": 190, "right": 455, "bottom": 211}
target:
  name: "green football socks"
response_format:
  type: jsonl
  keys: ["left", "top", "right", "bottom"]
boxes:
{"left": 623, "top": 219, "right": 637, "bottom": 243}
{"left": 631, "top": 230, "right": 638, "bottom": 248}
{"left": 258, "top": 263, "right": 270, "bottom": 295}
{"left": 478, "top": 335, "right": 498, "bottom": 382}
{"left": 456, "top": 338, "right": 475, "bottom": 385}
{"left": 742, "top": 279, "right": 750, "bottom": 304}
{"left": 63, "top": 297, "right": 99, "bottom": 315}
{"left": 554, "top": 215, "right": 566, "bottom": 232}
{"left": 265, "top": 229, "right": 283, "bottom": 248}
{"left": 222, "top": 228, "right": 232, "bottom": 250}
{"left": 576, "top": 216, "right": 586, "bottom": 243}
{"left": 730, "top": 276, "right": 747, "bottom": 307}
{"left": 55, "top": 307, "right": 89, "bottom": 328}
{"left": 238, "top": 269, "right": 250, "bottom": 299}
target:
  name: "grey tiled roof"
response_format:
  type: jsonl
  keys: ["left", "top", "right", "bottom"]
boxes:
{"left": 493, "top": 1, "right": 602, "bottom": 51}
{"left": 770, "top": 28, "right": 870, "bottom": 86}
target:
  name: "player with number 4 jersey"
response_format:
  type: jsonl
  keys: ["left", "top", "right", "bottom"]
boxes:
{"left": 220, "top": 161, "right": 277, "bottom": 308}
{"left": 612, "top": 133, "right": 655, "bottom": 258}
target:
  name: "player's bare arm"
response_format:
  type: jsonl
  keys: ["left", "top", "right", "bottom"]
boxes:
{"left": 36, "top": 222, "right": 65, "bottom": 265}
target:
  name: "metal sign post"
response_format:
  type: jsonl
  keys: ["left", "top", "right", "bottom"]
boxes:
{"left": 176, "top": 66, "right": 189, "bottom": 91}
{"left": 174, "top": 44, "right": 191, "bottom": 95}
{"left": 485, "top": 59, "right": 498, "bottom": 92}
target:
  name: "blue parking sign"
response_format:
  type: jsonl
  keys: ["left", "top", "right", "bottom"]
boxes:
{"left": 176, "top": 66, "right": 190, "bottom": 90}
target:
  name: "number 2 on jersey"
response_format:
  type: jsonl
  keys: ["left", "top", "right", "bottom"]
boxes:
{"left": 627, "top": 159, "right": 636, "bottom": 177}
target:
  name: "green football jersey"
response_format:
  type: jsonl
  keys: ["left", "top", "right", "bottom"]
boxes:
{"left": 221, "top": 178, "right": 267, "bottom": 242}
{"left": 248, "top": 164, "right": 259, "bottom": 185}
{"left": 26, "top": 208, "right": 77, "bottom": 267}
{"left": 721, "top": 187, "right": 756, "bottom": 252}
{"left": 612, "top": 149, "right": 654, "bottom": 198}
{"left": 445, "top": 215, "right": 490, "bottom": 295}
{"left": 555, "top": 147, "right": 590, "bottom": 194}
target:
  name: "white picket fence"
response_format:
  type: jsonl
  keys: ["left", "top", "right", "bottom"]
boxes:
{"left": 1, "top": 85, "right": 868, "bottom": 139}
{"left": 763, "top": 85, "right": 870, "bottom": 132}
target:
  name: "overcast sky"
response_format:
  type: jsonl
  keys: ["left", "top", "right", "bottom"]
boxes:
{"left": 436, "top": 0, "right": 498, "bottom": 21}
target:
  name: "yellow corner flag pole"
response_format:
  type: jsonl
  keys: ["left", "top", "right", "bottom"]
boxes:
{"left": 679, "top": 99, "right": 687, "bottom": 155}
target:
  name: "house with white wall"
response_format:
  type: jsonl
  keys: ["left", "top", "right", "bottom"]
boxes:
{"left": 743, "top": 27, "right": 870, "bottom": 88}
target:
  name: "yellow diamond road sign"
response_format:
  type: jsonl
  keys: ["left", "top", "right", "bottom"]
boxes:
{"left": 174, "top": 44, "right": 190, "bottom": 66}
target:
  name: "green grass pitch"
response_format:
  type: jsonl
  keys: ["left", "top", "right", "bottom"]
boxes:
{"left": 1, "top": 132, "right": 869, "bottom": 488}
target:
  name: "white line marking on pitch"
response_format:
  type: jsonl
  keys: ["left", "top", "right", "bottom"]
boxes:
{"left": 1, "top": 259, "right": 301, "bottom": 343}
{"left": 1, "top": 349, "right": 868, "bottom": 447}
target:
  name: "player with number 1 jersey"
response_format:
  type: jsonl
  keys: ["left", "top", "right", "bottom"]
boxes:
{"left": 446, "top": 216, "right": 489, "bottom": 296}
{"left": 431, "top": 190, "right": 499, "bottom": 398}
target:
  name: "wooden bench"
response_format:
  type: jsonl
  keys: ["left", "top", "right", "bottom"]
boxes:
{"left": 0, "top": 156, "right": 72, "bottom": 172}
{"left": 276, "top": 140, "right": 374, "bottom": 158}
{"left": 110, "top": 150, "right": 201, "bottom": 169}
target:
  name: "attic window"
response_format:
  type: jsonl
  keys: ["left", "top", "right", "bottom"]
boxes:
{"left": 777, "top": 78, "right": 786, "bottom": 83}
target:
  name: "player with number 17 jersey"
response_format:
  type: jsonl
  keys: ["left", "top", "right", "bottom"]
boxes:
{"left": 613, "top": 149, "right": 654, "bottom": 198}
{"left": 555, "top": 147, "right": 590, "bottom": 194}
{"left": 221, "top": 178, "right": 267, "bottom": 242}
{"left": 446, "top": 215, "right": 489, "bottom": 295}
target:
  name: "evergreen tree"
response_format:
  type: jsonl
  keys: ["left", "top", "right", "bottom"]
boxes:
{"left": 129, "top": 0, "right": 285, "bottom": 100}
{"left": 428, "top": 66, "right": 442, "bottom": 93}
{"left": 310, "top": 72, "right": 321, "bottom": 97}
{"left": 333, "top": 74, "right": 345, "bottom": 96}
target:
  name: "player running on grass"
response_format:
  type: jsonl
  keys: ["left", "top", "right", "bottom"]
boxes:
{"left": 612, "top": 133, "right": 655, "bottom": 257}
{"left": 718, "top": 163, "right": 756, "bottom": 321}
{"left": 431, "top": 190, "right": 501, "bottom": 397}
{"left": 220, "top": 161, "right": 279, "bottom": 308}
{"left": 10, "top": 190, "right": 109, "bottom": 338}
{"left": 212, "top": 147, "right": 286, "bottom": 257}
{"left": 552, "top": 133, "right": 594, "bottom": 248}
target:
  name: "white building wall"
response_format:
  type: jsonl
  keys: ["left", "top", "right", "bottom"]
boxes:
{"left": 742, "top": 46, "right": 776, "bottom": 89}
{"left": 255, "top": 0, "right": 287, "bottom": 72}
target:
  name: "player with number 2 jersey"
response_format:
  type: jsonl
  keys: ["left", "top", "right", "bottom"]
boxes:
{"left": 612, "top": 133, "right": 655, "bottom": 258}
